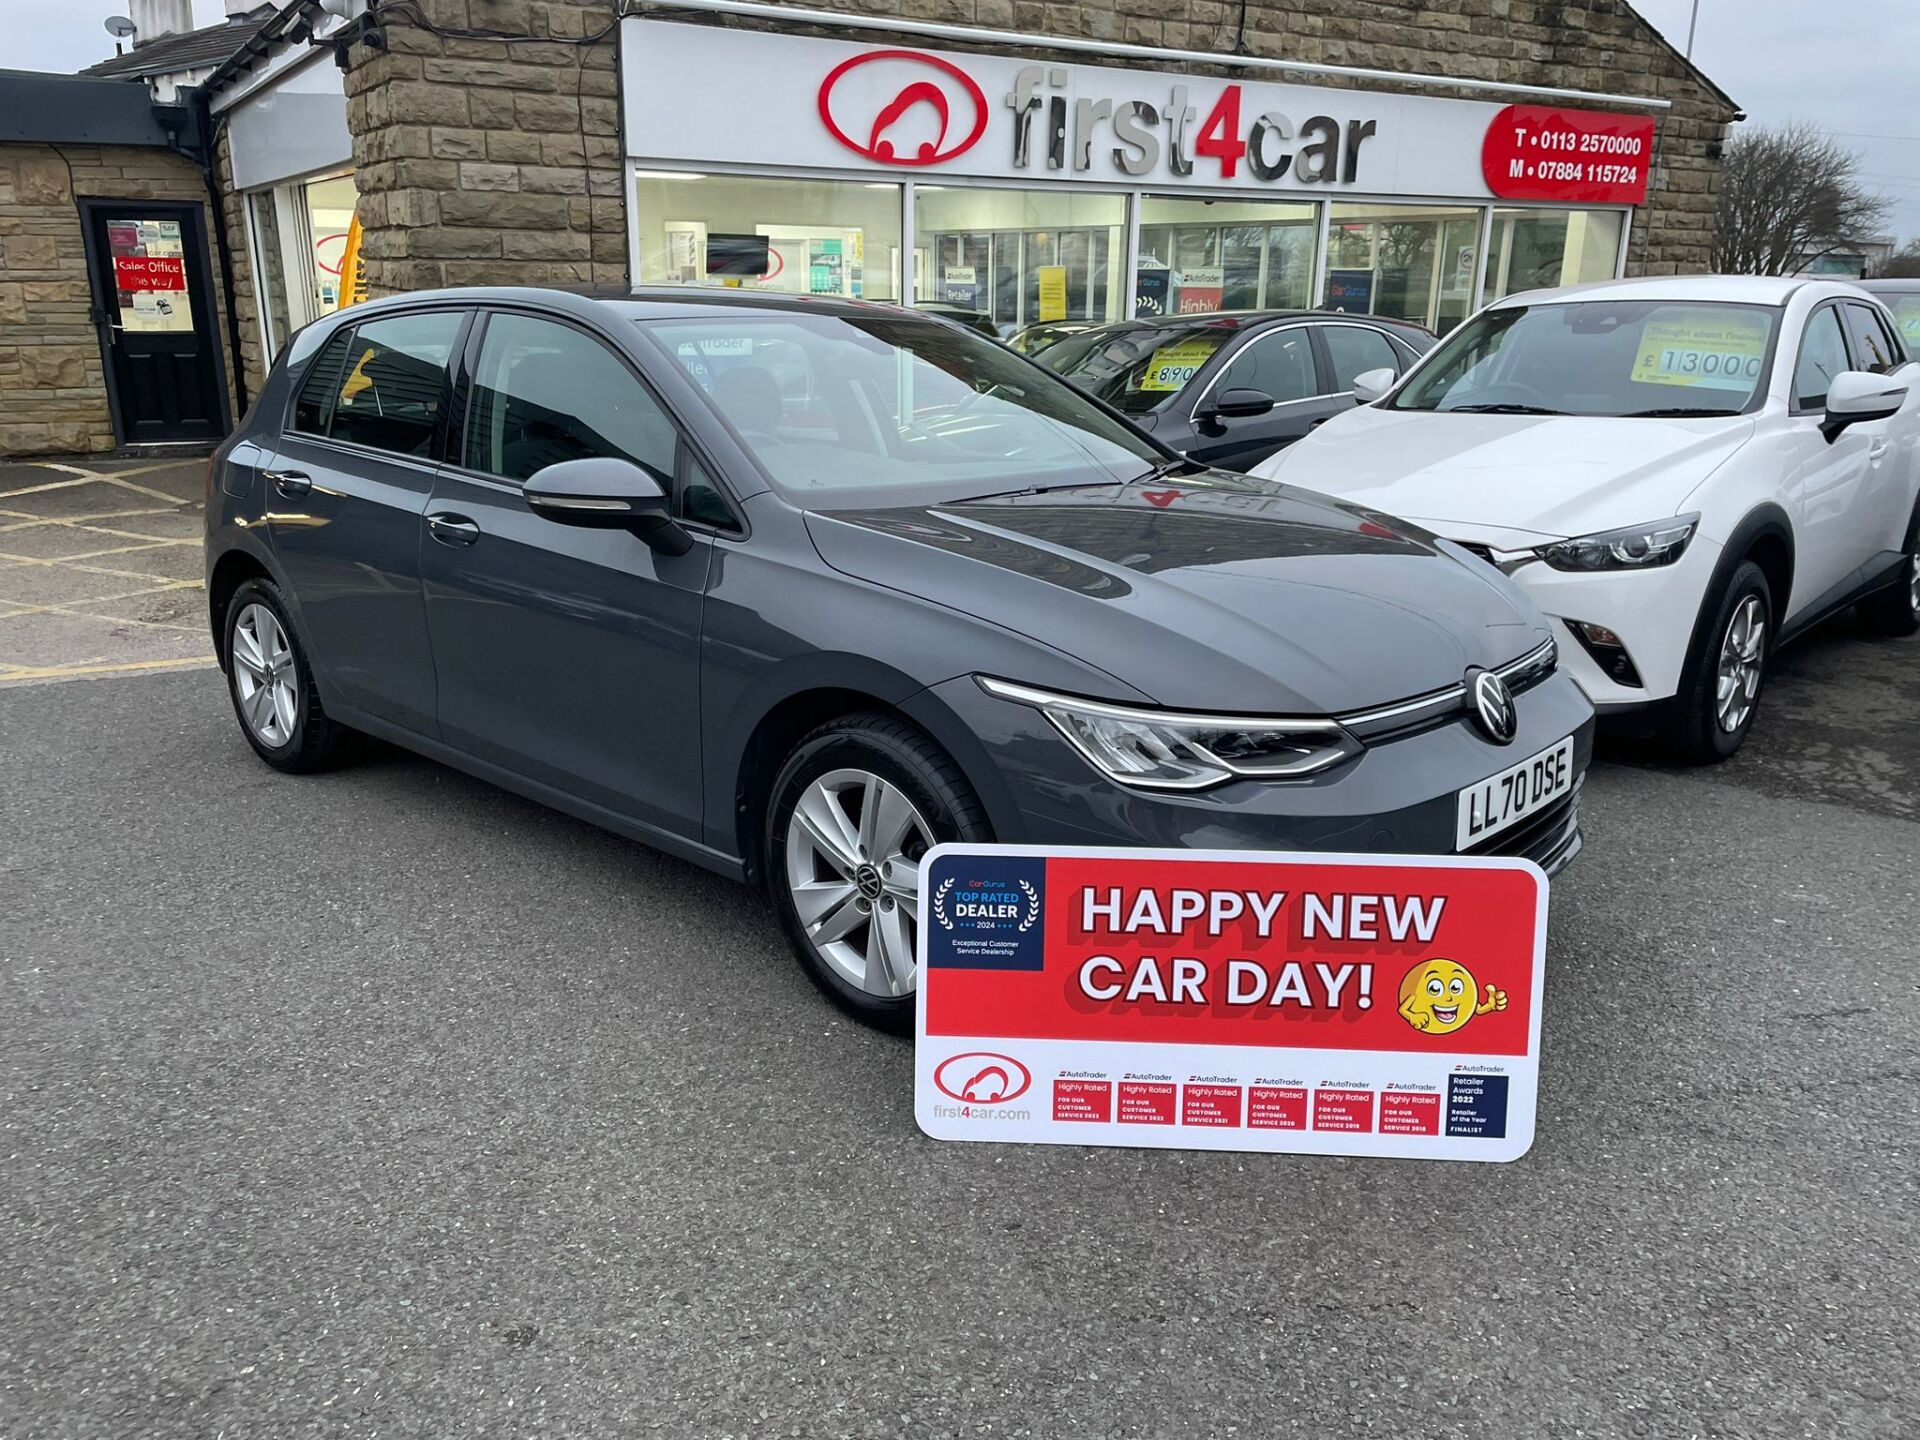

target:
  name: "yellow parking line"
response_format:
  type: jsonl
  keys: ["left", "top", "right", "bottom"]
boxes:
{"left": 0, "top": 581, "right": 203, "bottom": 620}
{"left": 0, "top": 655, "right": 217, "bottom": 683}
{"left": 0, "top": 477, "right": 97, "bottom": 501}
{"left": 102, "top": 472, "right": 203, "bottom": 504}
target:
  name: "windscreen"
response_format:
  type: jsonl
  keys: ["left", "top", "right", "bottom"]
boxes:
{"left": 1035, "top": 323, "right": 1238, "bottom": 414}
{"left": 643, "top": 313, "right": 1162, "bottom": 503}
{"left": 1392, "top": 300, "right": 1782, "bottom": 417}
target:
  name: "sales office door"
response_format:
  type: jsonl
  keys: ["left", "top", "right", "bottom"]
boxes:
{"left": 82, "top": 201, "right": 228, "bottom": 444}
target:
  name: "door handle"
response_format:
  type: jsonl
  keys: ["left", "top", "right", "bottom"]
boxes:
{"left": 1308, "top": 416, "right": 1331, "bottom": 429}
{"left": 263, "top": 469, "right": 311, "bottom": 498}
{"left": 426, "top": 512, "right": 480, "bottom": 546}
{"left": 1869, "top": 438, "right": 1890, "bottom": 461}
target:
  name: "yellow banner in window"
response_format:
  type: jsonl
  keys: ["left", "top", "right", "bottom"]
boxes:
{"left": 1036, "top": 266, "right": 1068, "bottom": 323}
{"left": 1629, "top": 310, "right": 1769, "bottom": 391}
{"left": 1140, "top": 338, "right": 1220, "bottom": 392}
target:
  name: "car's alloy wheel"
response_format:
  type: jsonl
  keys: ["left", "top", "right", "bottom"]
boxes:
{"left": 221, "top": 576, "right": 355, "bottom": 774}
{"left": 231, "top": 602, "right": 299, "bottom": 748}
{"left": 765, "top": 713, "right": 992, "bottom": 1029}
{"left": 783, "top": 767, "right": 934, "bottom": 999}
{"left": 1714, "top": 593, "right": 1766, "bottom": 734}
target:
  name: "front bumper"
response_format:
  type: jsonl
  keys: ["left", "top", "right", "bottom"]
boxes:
{"left": 930, "top": 670, "right": 1596, "bottom": 877}
{"left": 1496, "top": 537, "right": 1723, "bottom": 710}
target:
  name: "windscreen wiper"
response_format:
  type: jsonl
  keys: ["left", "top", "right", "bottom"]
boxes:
{"left": 1617, "top": 407, "right": 1742, "bottom": 418}
{"left": 1443, "top": 403, "right": 1564, "bottom": 415}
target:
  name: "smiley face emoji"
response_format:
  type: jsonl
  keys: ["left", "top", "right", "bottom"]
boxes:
{"left": 1398, "top": 958, "right": 1507, "bottom": 1036}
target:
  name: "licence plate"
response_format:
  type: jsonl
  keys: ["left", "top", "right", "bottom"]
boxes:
{"left": 1456, "top": 735, "right": 1576, "bottom": 852}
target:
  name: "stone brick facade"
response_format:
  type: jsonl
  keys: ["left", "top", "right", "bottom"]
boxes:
{"left": 337, "top": 0, "right": 1736, "bottom": 298}
{"left": 0, "top": 143, "right": 238, "bottom": 456}
{"left": 342, "top": 0, "right": 627, "bottom": 299}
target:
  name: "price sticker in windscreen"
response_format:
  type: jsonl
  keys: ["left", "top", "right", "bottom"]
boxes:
{"left": 1140, "top": 339, "right": 1219, "bottom": 393}
{"left": 1629, "top": 309, "right": 1770, "bottom": 392}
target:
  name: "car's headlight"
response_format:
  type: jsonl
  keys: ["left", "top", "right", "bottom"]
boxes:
{"left": 977, "top": 677, "right": 1361, "bottom": 790}
{"left": 1537, "top": 515, "right": 1698, "bottom": 572}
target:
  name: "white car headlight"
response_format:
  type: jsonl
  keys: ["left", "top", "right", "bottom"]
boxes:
{"left": 1537, "top": 514, "right": 1698, "bottom": 572}
{"left": 977, "top": 677, "right": 1361, "bottom": 790}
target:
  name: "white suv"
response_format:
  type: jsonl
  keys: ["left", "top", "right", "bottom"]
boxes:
{"left": 1254, "top": 277, "right": 1920, "bottom": 761}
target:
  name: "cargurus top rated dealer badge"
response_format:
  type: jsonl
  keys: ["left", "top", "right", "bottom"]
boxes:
{"left": 914, "top": 845, "right": 1548, "bottom": 1162}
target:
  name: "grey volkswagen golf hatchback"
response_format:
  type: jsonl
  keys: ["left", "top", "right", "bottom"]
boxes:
{"left": 206, "top": 287, "right": 1593, "bottom": 1029}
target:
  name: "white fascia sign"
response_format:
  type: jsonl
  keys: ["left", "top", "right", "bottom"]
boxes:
{"left": 620, "top": 19, "right": 1508, "bottom": 199}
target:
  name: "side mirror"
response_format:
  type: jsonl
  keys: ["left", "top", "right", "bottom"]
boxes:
{"left": 1200, "top": 387, "right": 1277, "bottom": 421}
{"left": 1821, "top": 371, "right": 1908, "bottom": 442}
{"left": 1349, "top": 367, "right": 1396, "bottom": 405}
{"left": 524, "top": 456, "right": 692, "bottom": 555}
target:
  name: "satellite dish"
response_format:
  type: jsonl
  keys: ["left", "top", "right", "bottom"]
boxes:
{"left": 104, "top": 15, "right": 137, "bottom": 37}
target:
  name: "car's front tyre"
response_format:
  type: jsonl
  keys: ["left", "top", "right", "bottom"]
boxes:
{"left": 765, "top": 714, "right": 993, "bottom": 1032}
{"left": 222, "top": 577, "right": 356, "bottom": 773}
{"left": 1660, "top": 560, "right": 1772, "bottom": 763}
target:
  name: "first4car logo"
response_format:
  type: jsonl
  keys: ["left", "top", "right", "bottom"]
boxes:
{"left": 932, "top": 1051, "right": 1033, "bottom": 1105}
{"left": 817, "top": 50, "right": 989, "bottom": 166}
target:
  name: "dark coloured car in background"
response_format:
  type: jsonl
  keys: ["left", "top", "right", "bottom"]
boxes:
{"left": 205, "top": 288, "right": 1588, "bottom": 1032}
{"left": 1037, "top": 312, "right": 1435, "bottom": 472}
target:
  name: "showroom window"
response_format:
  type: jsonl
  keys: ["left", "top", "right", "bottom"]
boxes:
{"left": 1481, "top": 208, "right": 1625, "bottom": 308}
{"left": 913, "top": 186, "right": 1126, "bottom": 336}
{"left": 245, "top": 169, "right": 361, "bottom": 359}
{"left": 1137, "top": 196, "right": 1318, "bottom": 317}
{"left": 633, "top": 171, "right": 902, "bottom": 301}
{"left": 1324, "top": 203, "right": 1482, "bottom": 334}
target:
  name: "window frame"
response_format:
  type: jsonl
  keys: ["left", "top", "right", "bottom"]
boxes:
{"left": 445, "top": 304, "right": 747, "bottom": 538}
{"left": 1195, "top": 323, "right": 1328, "bottom": 416}
{"left": 1790, "top": 301, "right": 1854, "bottom": 416}
{"left": 1314, "top": 320, "right": 1408, "bottom": 397}
{"left": 281, "top": 304, "right": 474, "bottom": 466}
{"left": 1183, "top": 321, "right": 1331, "bottom": 420}
{"left": 1840, "top": 301, "right": 1903, "bottom": 378}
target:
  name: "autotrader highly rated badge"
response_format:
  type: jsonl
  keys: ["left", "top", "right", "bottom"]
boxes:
{"left": 914, "top": 845, "right": 1547, "bottom": 1162}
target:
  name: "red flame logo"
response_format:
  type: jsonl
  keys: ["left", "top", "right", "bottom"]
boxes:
{"left": 817, "top": 50, "right": 989, "bottom": 167}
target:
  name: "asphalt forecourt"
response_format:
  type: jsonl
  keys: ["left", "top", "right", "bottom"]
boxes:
{"left": 5, "top": 620, "right": 1915, "bottom": 1438}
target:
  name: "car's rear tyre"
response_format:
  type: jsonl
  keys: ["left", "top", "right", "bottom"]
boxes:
{"left": 223, "top": 577, "right": 355, "bottom": 773}
{"left": 1659, "top": 560, "right": 1772, "bottom": 764}
{"left": 765, "top": 714, "right": 993, "bottom": 1031}
{"left": 1857, "top": 506, "right": 1920, "bottom": 637}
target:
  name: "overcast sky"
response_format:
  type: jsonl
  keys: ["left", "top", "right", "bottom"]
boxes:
{"left": 8, "top": 0, "right": 1918, "bottom": 244}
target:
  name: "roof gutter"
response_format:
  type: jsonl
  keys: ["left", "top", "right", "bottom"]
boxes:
{"left": 630, "top": 0, "right": 1673, "bottom": 110}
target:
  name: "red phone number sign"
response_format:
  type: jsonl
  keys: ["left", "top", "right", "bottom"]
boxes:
{"left": 1482, "top": 104, "right": 1655, "bottom": 206}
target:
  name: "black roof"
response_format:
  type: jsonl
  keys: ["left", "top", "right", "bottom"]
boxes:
{"left": 0, "top": 70, "right": 198, "bottom": 147}
{"left": 82, "top": 6, "right": 275, "bottom": 82}
{"left": 1066, "top": 310, "right": 1436, "bottom": 338}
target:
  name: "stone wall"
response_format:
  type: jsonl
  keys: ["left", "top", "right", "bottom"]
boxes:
{"left": 342, "top": 0, "right": 627, "bottom": 298}
{"left": 0, "top": 143, "right": 238, "bottom": 458}
{"left": 337, "top": 0, "right": 1735, "bottom": 292}
{"left": 210, "top": 126, "right": 268, "bottom": 399}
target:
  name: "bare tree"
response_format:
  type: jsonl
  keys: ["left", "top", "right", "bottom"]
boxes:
{"left": 1712, "top": 122, "right": 1890, "bottom": 276}
{"left": 1871, "top": 239, "right": 1920, "bottom": 280}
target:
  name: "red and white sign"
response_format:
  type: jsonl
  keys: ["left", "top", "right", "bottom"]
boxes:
{"left": 1482, "top": 104, "right": 1656, "bottom": 205}
{"left": 915, "top": 845, "right": 1548, "bottom": 1163}
{"left": 114, "top": 255, "right": 186, "bottom": 292}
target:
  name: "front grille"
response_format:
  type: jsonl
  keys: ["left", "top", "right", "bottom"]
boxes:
{"left": 1467, "top": 781, "right": 1582, "bottom": 872}
{"left": 1338, "top": 638, "right": 1557, "bottom": 743}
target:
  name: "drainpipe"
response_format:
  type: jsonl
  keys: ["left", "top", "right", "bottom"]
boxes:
{"left": 169, "top": 89, "right": 250, "bottom": 421}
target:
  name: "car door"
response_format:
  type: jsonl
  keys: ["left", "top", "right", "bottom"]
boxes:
{"left": 419, "top": 308, "right": 717, "bottom": 840}
{"left": 1840, "top": 301, "right": 1919, "bottom": 573}
{"left": 1182, "top": 325, "right": 1332, "bottom": 471}
{"left": 1781, "top": 301, "right": 1875, "bottom": 618}
{"left": 267, "top": 308, "right": 470, "bottom": 736}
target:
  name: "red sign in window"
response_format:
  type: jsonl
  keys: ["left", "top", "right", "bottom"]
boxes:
{"left": 114, "top": 255, "right": 187, "bottom": 292}
{"left": 1482, "top": 104, "right": 1655, "bottom": 206}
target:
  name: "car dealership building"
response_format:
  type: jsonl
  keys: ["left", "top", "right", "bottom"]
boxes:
{"left": 0, "top": 0, "right": 1738, "bottom": 457}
